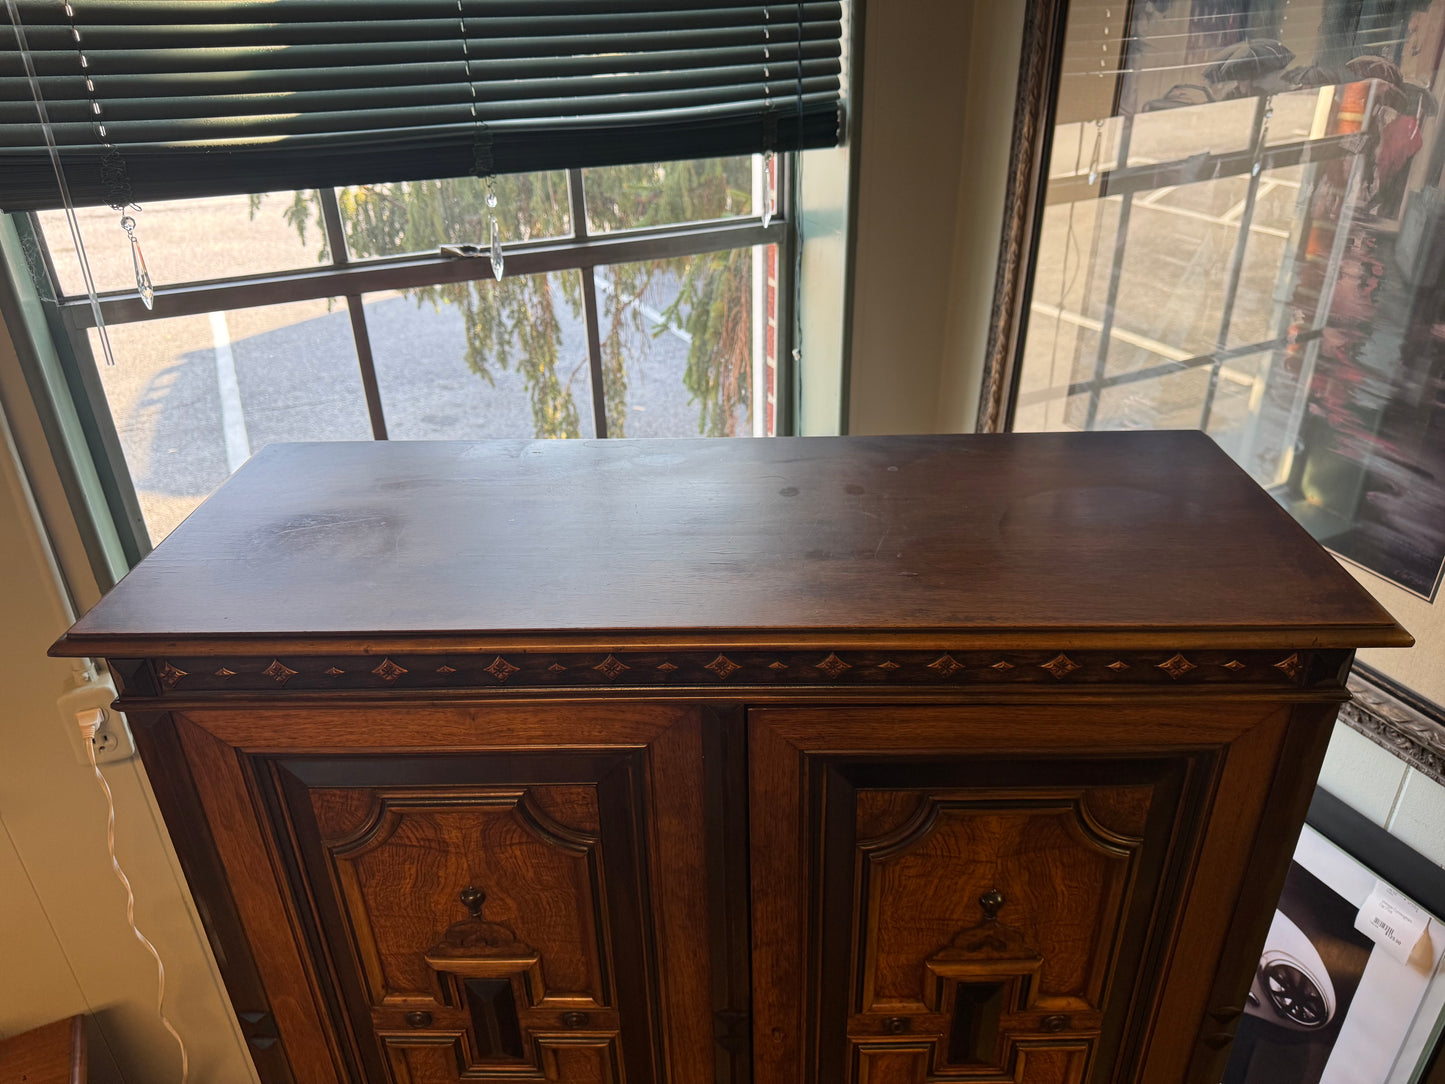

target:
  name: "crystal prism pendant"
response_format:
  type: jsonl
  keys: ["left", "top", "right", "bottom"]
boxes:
{"left": 122, "top": 215, "right": 154, "bottom": 309}
{"left": 489, "top": 215, "right": 504, "bottom": 280}
{"left": 762, "top": 151, "right": 775, "bottom": 228}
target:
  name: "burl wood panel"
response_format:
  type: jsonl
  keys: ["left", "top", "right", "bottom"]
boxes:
{"left": 854, "top": 787, "right": 1150, "bottom": 1012}
{"left": 749, "top": 702, "right": 1300, "bottom": 1084}
{"left": 306, "top": 785, "right": 607, "bottom": 1006}
{"left": 173, "top": 703, "right": 713, "bottom": 1084}
{"left": 272, "top": 753, "right": 663, "bottom": 1084}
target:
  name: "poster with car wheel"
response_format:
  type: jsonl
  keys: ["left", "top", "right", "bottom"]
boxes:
{"left": 1223, "top": 823, "right": 1445, "bottom": 1084}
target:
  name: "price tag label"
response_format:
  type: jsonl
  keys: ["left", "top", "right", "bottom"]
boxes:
{"left": 1355, "top": 881, "right": 1431, "bottom": 965}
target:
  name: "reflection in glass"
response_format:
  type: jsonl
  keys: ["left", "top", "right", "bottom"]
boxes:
{"left": 584, "top": 157, "right": 754, "bottom": 234}
{"left": 330, "top": 172, "right": 572, "bottom": 259}
{"left": 367, "top": 271, "right": 594, "bottom": 441}
{"left": 90, "top": 298, "right": 365, "bottom": 543}
{"left": 38, "top": 191, "right": 320, "bottom": 297}
{"left": 598, "top": 247, "right": 765, "bottom": 438}
{"left": 1015, "top": 0, "right": 1445, "bottom": 598}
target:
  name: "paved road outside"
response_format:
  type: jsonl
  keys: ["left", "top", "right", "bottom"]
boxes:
{"left": 40, "top": 195, "right": 723, "bottom": 542}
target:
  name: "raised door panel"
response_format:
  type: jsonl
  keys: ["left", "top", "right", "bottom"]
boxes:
{"left": 172, "top": 703, "right": 714, "bottom": 1084}
{"left": 749, "top": 703, "right": 1297, "bottom": 1084}
{"left": 274, "top": 753, "right": 656, "bottom": 1084}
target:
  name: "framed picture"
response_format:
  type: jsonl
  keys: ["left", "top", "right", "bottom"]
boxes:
{"left": 983, "top": 0, "right": 1445, "bottom": 601}
{"left": 1223, "top": 788, "right": 1445, "bottom": 1083}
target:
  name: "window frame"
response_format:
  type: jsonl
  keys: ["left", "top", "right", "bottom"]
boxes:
{"left": 14, "top": 157, "right": 799, "bottom": 569}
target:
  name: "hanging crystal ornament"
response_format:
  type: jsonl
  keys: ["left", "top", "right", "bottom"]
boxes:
{"left": 1087, "top": 118, "right": 1105, "bottom": 186}
{"left": 763, "top": 151, "right": 776, "bottom": 229}
{"left": 121, "top": 214, "right": 153, "bottom": 308}
{"left": 486, "top": 176, "right": 503, "bottom": 280}
{"left": 760, "top": 4, "right": 776, "bottom": 228}
{"left": 62, "top": 1, "right": 153, "bottom": 309}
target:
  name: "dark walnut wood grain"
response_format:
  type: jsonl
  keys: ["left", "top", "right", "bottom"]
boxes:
{"left": 749, "top": 702, "right": 1309, "bottom": 1084}
{"left": 48, "top": 435, "right": 1409, "bottom": 1084}
{"left": 53, "top": 433, "right": 1407, "bottom": 658}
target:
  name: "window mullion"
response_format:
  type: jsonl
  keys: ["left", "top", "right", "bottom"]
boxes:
{"left": 568, "top": 167, "right": 610, "bottom": 438}
{"left": 344, "top": 296, "right": 388, "bottom": 441}
{"left": 318, "top": 188, "right": 351, "bottom": 267}
{"left": 1082, "top": 114, "right": 1135, "bottom": 431}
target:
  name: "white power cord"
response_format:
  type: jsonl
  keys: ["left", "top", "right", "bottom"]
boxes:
{"left": 78, "top": 710, "right": 190, "bottom": 1083}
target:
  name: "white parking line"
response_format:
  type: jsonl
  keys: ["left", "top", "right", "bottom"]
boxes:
{"left": 210, "top": 310, "right": 251, "bottom": 473}
{"left": 594, "top": 277, "right": 692, "bottom": 343}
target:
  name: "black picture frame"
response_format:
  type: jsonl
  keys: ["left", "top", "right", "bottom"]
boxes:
{"left": 1224, "top": 785, "right": 1445, "bottom": 1083}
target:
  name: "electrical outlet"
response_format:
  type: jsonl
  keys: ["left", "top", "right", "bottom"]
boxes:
{"left": 57, "top": 664, "right": 135, "bottom": 765}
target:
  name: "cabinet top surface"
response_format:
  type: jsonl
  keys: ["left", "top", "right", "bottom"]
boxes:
{"left": 55, "top": 432, "right": 1410, "bottom": 655}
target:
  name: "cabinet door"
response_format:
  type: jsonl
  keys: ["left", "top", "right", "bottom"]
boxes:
{"left": 749, "top": 702, "right": 1308, "bottom": 1084}
{"left": 171, "top": 703, "right": 715, "bottom": 1084}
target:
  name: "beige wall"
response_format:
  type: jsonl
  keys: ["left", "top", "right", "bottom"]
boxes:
{"left": 0, "top": 316, "right": 258, "bottom": 1082}
{"left": 846, "top": 2, "right": 1023, "bottom": 435}
{"left": 1351, "top": 565, "right": 1445, "bottom": 707}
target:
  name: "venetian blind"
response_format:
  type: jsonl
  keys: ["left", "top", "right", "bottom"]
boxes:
{"left": 0, "top": 0, "right": 845, "bottom": 210}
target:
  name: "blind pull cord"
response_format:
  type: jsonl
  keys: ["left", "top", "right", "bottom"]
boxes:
{"left": 762, "top": 5, "right": 775, "bottom": 227}
{"left": 5, "top": 0, "right": 121, "bottom": 364}
{"left": 62, "top": 0, "right": 155, "bottom": 310}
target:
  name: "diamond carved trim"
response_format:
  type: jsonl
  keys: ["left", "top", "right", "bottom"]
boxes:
{"left": 594, "top": 655, "right": 629, "bottom": 680}
{"left": 484, "top": 656, "right": 519, "bottom": 683}
{"left": 705, "top": 655, "right": 741, "bottom": 679}
{"left": 1156, "top": 654, "right": 1197, "bottom": 679}
{"left": 157, "top": 662, "right": 187, "bottom": 689}
{"left": 372, "top": 658, "right": 407, "bottom": 683}
{"left": 141, "top": 647, "right": 1333, "bottom": 694}
{"left": 1274, "top": 653, "right": 1304, "bottom": 680}
{"left": 928, "top": 654, "right": 964, "bottom": 678}
{"left": 263, "top": 660, "right": 298, "bottom": 686}
{"left": 1040, "top": 654, "right": 1080, "bottom": 679}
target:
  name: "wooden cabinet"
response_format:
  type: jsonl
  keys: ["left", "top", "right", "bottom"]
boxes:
{"left": 52, "top": 433, "right": 1409, "bottom": 1084}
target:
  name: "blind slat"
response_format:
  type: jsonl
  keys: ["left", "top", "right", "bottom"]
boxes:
{"left": 0, "top": 79, "right": 842, "bottom": 140}
{"left": 0, "top": 63, "right": 843, "bottom": 124}
{"left": 1, "top": 0, "right": 845, "bottom": 210}
{"left": 0, "top": 41, "right": 840, "bottom": 100}
{"left": 17, "top": 5, "right": 842, "bottom": 49}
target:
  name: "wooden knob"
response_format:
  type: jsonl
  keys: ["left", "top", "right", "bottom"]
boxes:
{"left": 405, "top": 1011, "right": 432, "bottom": 1028}
{"left": 562, "top": 1011, "right": 590, "bottom": 1029}
{"left": 1040, "top": 1014, "right": 1068, "bottom": 1033}
{"left": 979, "top": 889, "right": 1005, "bottom": 920}
{"left": 883, "top": 1017, "right": 909, "bottom": 1035}
{"left": 459, "top": 886, "right": 485, "bottom": 918}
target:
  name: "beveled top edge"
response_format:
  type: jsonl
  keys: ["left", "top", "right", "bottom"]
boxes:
{"left": 56, "top": 433, "right": 1412, "bottom": 652}
{"left": 49, "top": 621, "right": 1414, "bottom": 660}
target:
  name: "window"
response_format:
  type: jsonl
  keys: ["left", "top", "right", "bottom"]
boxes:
{"left": 23, "top": 160, "right": 787, "bottom": 543}
{"left": 1, "top": 3, "right": 844, "bottom": 554}
{"left": 992, "top": 0, "right": 1445, "bottom": 601}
